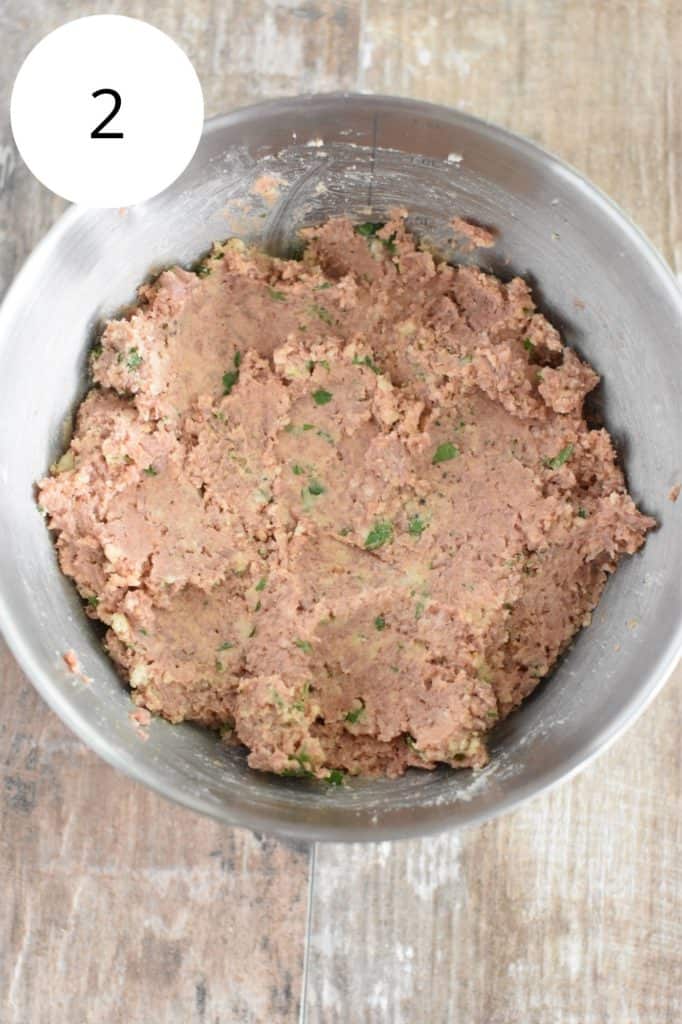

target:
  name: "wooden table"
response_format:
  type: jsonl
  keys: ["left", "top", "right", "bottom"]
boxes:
{"left": 2, "top": 3, "right": 680, "bottom": 1021}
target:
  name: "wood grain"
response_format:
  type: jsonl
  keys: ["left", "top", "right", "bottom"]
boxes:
{"left": 1, "top": 2, "right": 680, "bottom": 1023}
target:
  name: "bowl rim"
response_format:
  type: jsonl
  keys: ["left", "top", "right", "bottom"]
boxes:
{"left": 1, "top": 91, "right": 680, "bottom": 843}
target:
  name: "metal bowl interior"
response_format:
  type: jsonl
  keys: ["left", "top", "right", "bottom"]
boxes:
{"left": 0, "top": 93, "right": 680, "bottom": 842}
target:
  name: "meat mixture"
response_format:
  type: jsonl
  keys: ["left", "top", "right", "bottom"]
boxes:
{"left": 38, "top": 213, "right": 654, "bottom": 779}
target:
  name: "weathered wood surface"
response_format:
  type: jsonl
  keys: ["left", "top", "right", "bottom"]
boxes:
{"left": 1, "top": 2, "right": 680, "bottom": 1023}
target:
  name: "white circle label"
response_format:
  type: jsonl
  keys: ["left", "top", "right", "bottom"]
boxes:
{"left": 10, "top": 16, "right": 204, "bottom": 208}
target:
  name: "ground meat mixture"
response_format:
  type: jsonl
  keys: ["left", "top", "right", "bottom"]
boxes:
{"left": 38, "top": 213, "right": 654, "bottom": 779}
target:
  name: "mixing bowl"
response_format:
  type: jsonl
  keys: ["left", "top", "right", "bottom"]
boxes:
{"left": 0, "top": 93, "right": 680, "bottom": 842}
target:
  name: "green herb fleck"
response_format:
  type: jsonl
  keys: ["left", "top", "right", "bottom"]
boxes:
{"left": 292, "top": 682, "right": 310, "bottom": 714}
{"left": 544, "top": 443, "right": 574, "bottom": 470}
{"left": 281, "top": 749, "right": 314, "bottom": 777}
{"left": 325, "top": 769, "right": 345, "bottom": 785}
{"left": 577, "top": 506, "right": 588, "bottom": 519}
{"left": 308, "top": 479, "right": 325, "bottom": 496}
{"left": 364, "top": 520, "right": 393, "bottom": 551}
{"left": 310, "top": 304, "right": 333, "bottom": 325}
{"left": 415, "top": 600, "right": 426, "bottom": 620}
{"left": 345, "top": 700, "right": 365, "bottom": 724}
{"left": 374, "top": 615, "right": 386, "bottom": 631}
{"left": 355, "top": 221, "right": 384, "bottom": 237}
{"left": 222, "top": 369, "right": 239, "bottom": 395}
{"left": 352, "top": 354, "right": 381, "bottom": 374}
{"left": 459, "top": 354, "right": 473, "bottom": 364}
{"left": 315, "top": 281, "right": 332, "bottom": 291}
{"left": 143, "top": 465, "right": 158, "bottom": 477}
{"left": 217, "top": 641, "right": 234, "bottom": 651}
{"left": 339, "top": 527, "right": 352, "bottom": 537}
{"left": 312, "top": 388, "right": 333, "bottom": 406}
{"left": 91, "top": 343, "right": 103, "bottom": 359}
{"left": 523, "top": 337, "right": 535, "bottom": 352}
{"left": 294, "top": 638, "right": 313, "bottom": 654}
{"left": 408, "top": 514, "right": 427, "bottom": 537}
{"left": 486, "top": 709, "right": 499, "bottom": 720}
{"left": 255, "top": 577, "right": 267, "bottom": 592}
{"left": 86, "top": 595, "right": 99, "bottom": 608}
{"left": 292, "top": 463, "right": 305, "bottom": 476}
{"left": 195, "top": 264, "right": 211, "bottom": 278}
{"left": 126, "top": 348, "right": 143, "bottom": 370}
{"left": 302, "top": 423, "right": 315, "bottom": 431}
{"left": 233, "top": 351, "right": 242, "bottom": 368}
{"left": 432, "top": 442, "right": 460, "bottom": 464}
{"left": 267, "top": 286, "right": 286, "bottom": 301}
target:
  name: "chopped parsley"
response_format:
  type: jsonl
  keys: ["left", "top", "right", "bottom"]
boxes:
{"left": 432, "top": 441, "right": 460, "bottom": 464}
{"left": 255, "top": 577, "right": 267, "bottom": 591}
{"left": 408, "top": 514, "right": 427, "bottom": 537}
{"left": 315, "top": 282, "right": 332, "bottom": 291}
{"left": 222, "top": 351, "right": 241, "bottom": 395}
{"left": 577, "top": 507, "right": 588, "bottom": 518}
{"left": 544, "top": 443, "right": 574, "bottom": 470}
{"left": 282, "top": 750, "right": 314, "bottom": 777}
{"left": 459, "top": 354, "right": 473, "bottom": 364}
{"left": 374, "top": 615, "right": 386, "bottom": 631}
{"left": 354, "top": 221, "right": 396, "bottom": 253}
{"left": 352, "top": 354, "right": 381, "bottom": 374}
{"left": 292, "top": 463, "right": 305, "bottom": 476}
{"left": 217, "top": 641, "right": 234, "bottom": 651}
{"left": 291, "top": 682, "right": 310, "bottom": 714}
{"left": 91, "top": 343, "right": 103, "bottom": 359}
{"left": 267, "top": 286, "right": 286, "bottom": 301}
{"left": 523, "top": 338, "right": 535, "bottom": 352}
{"left": 355, "top": 221, "right": 384, "bottom": 237}
{"left": 195, "top": 264, "right": 211, "bottom": 278}
{"left": 126, "top": 348, "right": 143, "bottom": 370}
{"left": 310, "top": 304, "right": 333, "bottom": 325}
{"left": 325, "top": 769, "right": 345, "bottom": 786}
{"left": 294, "top": 638, "right": 313, "bottom": 654}
{"left": 415, "top": 600, "right": 426, "bottom": 620}
{"left": 307, "top": 479, "right": 325, "bottom": 496}
{"left": 86, "top": 595, "right": 99, "bottom": 608}
{"left": 345, "top": 700, "right": 365, "bottom": 724}
{"left": 143, "top": 465, "right": 158, "bottom": 476}
{"left": 364, "top": 520, "right": 393, "bottom": 551}
{"left": 312, "top": 388, "right": 333, "bottom": 406}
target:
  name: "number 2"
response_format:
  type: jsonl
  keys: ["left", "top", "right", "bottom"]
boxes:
{"left": 90, "top": 88, "right": 123, "bottom": 139}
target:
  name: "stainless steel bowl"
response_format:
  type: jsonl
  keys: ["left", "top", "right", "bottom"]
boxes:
{"left": 0, "top": 93, "right": 680, "bottom": 842}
